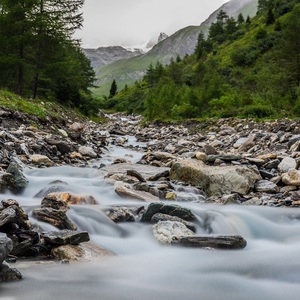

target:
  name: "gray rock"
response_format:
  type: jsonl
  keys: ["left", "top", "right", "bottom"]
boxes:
{"left": 78, "top": 146, "right": 97, "bottom": 158}
{"left": 152, "top": 221, "right": 194, "bottom": 244}
{"left": 278, "top": 157, "right": 296, "bottom": 173}
{"left": 6, "top": 162, "right": 28, "bottom": 191}
{"left": 107, "top": 207, "right": 136, "bottom": 222}
{"left": 170, "top": 159, "right": 261, "bottom": 197}
{"left": 0, "top": 233, "right": 13, "bottom": 264}
{"left": 0, "top": 261, "right": 22, "bottom": 282}
{"left": 42, "top": 230, "right": 90, "bottom": 245}
{"left": 172, "top": 235, "right": 247, "bottom": 249}
{"left": 151, "top": 213, "right": 196, "bottom": 232}
{"left": 32, "top": 208, "right": 77, "bottom": 230}
{"left": 206, "top": 154, "right": 242, "bottom": 163}
{"left": 140, "top": 202, "right": 196, "bottom": 222}
{"left": 254, "top": 180, "right": 279, "bottom": 193}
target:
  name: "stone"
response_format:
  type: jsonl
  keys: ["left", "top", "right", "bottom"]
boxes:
{"left": 151, "top": 213, "right": 196, "bottom": 232}
{"left": 41, "top": 192, "right": 98, "bottom": 209}
{"left": 126, "top": 169, "right": 146, "bottom": 182}
{"left": 30, "top": 154, "right": 53, "bottom": 166}
{"left": 6, "top": 161, "right": 28, "bottom": 190}
{"left": 0, "top": 172, "right": 16, "bottom": 193}
{"left": 195, "top": 151, "right": 207, "bottom": 161}
{"left": 57, "top": 129, "right": 68, "bottom": 138}
{"left": 170, "top": 159, "right": 261, "bottom": 196}
{"left": 282, "top": 169, "right": 300, "bottom": 186}
{"left": 254, "top": 180, "right": 279, "bottom": 193}
{"left": 114, "top": 182, "right": 159, "bottom": 202}
{"left": 0, "top": 233, "right": 13, "bottom": 264}
{"left": 46, "top": 139, "right": 71, "bottom": 154}
{"left": 42, "top": 230, "right": 90, "bottom": 245}
{"left": 0, "top": 206, "right": 17, "bottom": 227}
{"left": 78, "top": 146, "right": 97, "bottom": 158}
{"left": 51, "top": 241, "right": 114, "bottom": 261}
{"left": 277, "top": 157, "right": 297, "bottom": 173}
{"left": 32, "top": 208, "right": 77, "bottom": 230}
{"left": 172, "top": 235, "right": 247, "bottom": 249}
{"left": 107, "top": 207, "right": 136, "bottom": 222}
{"left": 165, "top": 191, "right": 177, "bottom": 200}
{"left": 140, "top": 202, "right": 196, "bottom": 222}
{"left": 203, "top": 144, "right": 218, "bottom": 155}
{"left": 34, "top": 183, "right": 69, "bottom": 198}
{"left": 206, "top": 154, "right": 242, "bottom": 163}
{"left": 152, "top": 221, "right": 194, "bottom": 245}
{"left": 0, "top": 261, "right": 22, "bottom": 282}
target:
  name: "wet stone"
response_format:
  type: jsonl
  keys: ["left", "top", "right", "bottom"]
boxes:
{"left": 172, "top": 235, "right": 247, "bottom": 249}
{"left": 42, "top": 230, "right": 90, "bottom": 245}
{"left": 140, "top": 202, "right": 196, "bottom": 222}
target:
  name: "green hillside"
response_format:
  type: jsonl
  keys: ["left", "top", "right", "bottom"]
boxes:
{"left": 93, "top": 0, "right": 258, "bottom": 97}
{"left": 102, "top": 0, "right": 300, "bottom": 120}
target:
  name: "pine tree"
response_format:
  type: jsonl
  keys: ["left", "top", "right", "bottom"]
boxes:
{"left": 109, "top": 79, "right": 118, "bottom": 98}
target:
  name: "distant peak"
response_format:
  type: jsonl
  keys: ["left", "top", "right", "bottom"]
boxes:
{"left": 158, "top": 32, "right": 169, "bottom": 43}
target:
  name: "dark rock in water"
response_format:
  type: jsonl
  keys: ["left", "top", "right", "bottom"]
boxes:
{"left": 0, "top": 206, "right": 17, "bottom": 227}
{"left": 41, "top": 193, "right": 69, "bottom": 211}
{"left": 6, "top": 161, "right": 28, "bottom": 191}
{"left": 126, "top": 169, "right": 146, "bottom": 182}
{"left": 172, "top": 235, "right": 247, "bottom": 249}
{"left": 0, "top": 172, "right": 16, "bottom": 193}
{"left": 140, "top": 202, "right": 196, "bottom": 222}
{"left": 151, "top": 213, "right": 196, "bottom": 232}
{"left": 32, "top": 208, "right": 77, "bottom": 230}
{"left": 0, "top": 233, "right": 13, "bottom": 264}
{"left": 107, "top": 207, "right": 136, "bottom": 223}
{"left": 42, "top": 230, "right": 90, "bottom": 245}
{"left": 34, "top": 183, "right": 69, "bottom": 198}
{"left": 0, "top": 261, "right": 22, "bottom": 282}
{"left": 147, "top": 170, "right": 170, "bottom": 181}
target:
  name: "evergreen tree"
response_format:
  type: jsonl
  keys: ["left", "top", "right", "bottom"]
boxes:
{"left": 109, "top": 79, "right": 118, "bottom": 98}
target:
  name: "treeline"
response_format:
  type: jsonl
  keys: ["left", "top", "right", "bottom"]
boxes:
{"left": 103, "top": 0, "right": 300, "bottom": 120}
{"left": 0, "top": 0, "right": 97, "bottom": 116}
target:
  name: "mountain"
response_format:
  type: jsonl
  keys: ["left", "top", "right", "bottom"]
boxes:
{"left": 92, "top": 0, "right": 258, "bottom": 97}
{"left": 82, "top": 46, "right": 143, "bottom": 69}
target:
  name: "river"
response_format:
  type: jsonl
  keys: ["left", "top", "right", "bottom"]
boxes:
{"left": 2, "top": 139, "right": 300, "bottom": 299}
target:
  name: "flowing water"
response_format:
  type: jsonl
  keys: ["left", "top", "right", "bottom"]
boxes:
{"left": 2, "top": 143, "right": 300, "bottom": 299}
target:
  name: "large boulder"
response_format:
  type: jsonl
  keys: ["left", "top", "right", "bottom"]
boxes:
{"left": 170, "top": 159, "right": 261, "bottom": 196}
{"left": 0, "top": 233, "right": 13, "bottom": 264}
{"left": 42, "top": 230, "right": 90, "bottom": 245}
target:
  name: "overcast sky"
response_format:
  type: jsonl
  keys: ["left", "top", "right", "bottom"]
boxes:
{"left": 77, "top": 0, "right": 228, "bottom": 48}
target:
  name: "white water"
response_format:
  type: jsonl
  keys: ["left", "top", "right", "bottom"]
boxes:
{"left": 2, "top": 151, "right": 300, "bottom": 299}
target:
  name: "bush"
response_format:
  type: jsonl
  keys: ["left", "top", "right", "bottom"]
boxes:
{"left": 240, "top": 104, "right": 275, "bottom": 118}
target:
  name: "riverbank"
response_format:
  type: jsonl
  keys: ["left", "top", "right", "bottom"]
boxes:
{"left": 1, "top": 110, "right": 300, "bottom": 289}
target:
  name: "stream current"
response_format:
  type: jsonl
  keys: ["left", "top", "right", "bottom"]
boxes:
{"left": 2, "top": 139, "right": 300, "bottom": 299}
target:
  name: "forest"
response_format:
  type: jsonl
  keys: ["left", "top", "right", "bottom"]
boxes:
{"left": 103, "top": 0, "right": 300, "bottom": 120}
{"left": 0, "top": 0, "right": 97, "bottom": 116}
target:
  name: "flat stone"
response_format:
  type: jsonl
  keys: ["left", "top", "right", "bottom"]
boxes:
{"left": 282, "top": 169, "right": 300, "bottom": 186}
{"left": 42, "top": 230, "right": 90, "bottom": 245}
{"left": 78, "top": 146, "right": 97, "bottom": 158}
{"left": 172, "top": 235, "right": 247, "bottom": 249}
{"left": 140, "top": 202, "right": 196, "bottom": 222}
{"left": 30, "top": 154, "right": 53, "bottom": 166}
{"left": 254, "top": 180, "right": 279, "bottom": 193}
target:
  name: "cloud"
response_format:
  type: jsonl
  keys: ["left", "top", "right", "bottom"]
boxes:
{"left": 78, "top": 0, "right": 228, "bottom": 48}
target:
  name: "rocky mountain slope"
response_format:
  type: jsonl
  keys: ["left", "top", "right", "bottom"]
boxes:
{"left": 92, "top": 0, "right": 258, "bottom": 96}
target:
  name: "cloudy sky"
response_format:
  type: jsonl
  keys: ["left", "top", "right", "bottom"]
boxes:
{"left": 78, "top": 0, "right": 228, "bottom": 48}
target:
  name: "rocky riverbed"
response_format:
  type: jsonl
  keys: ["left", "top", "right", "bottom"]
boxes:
{"left": 2, "top": 107, "right": 300, "bottom": 283}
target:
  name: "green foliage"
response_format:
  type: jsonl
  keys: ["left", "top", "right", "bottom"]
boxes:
{"left": 109, "top": 79, "right": 118, "bottom": 98}
{"left": 102, "top": 0, "right": 300, "bottom": 121}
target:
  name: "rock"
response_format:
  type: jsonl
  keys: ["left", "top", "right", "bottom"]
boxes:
{"left": 0, "top": 233, "right": 13, "bottom": 264}
{"left": 114, "top": 182, "right": 159, "bottom": 202}
{"left": 140, "top": 202, "right": 196, "bottom": 222}
{"left": 57, "top": 129, "right": 68, "bottom": 138}
{"left": 282, "top": 169, "right": 300, "bottom": 186}
{"left": 34, "top": 183, "right": 69, "bottom": 198}
{"left": 46, "top": 139, "right": 71, "bottom": 154}
{"left": 30, "top": 154, "right": 53, "bottom": 166}
{"left": 0, "top": 206, "right": 17, "bottom": 227}
{"left": 147, "top": 170, "right": 170, "bottom": 181}
{"left": 206, "top": 154, "right": 242, "bottom": 163}
{"left": 195, "top": 151, "right": 207, "bottom": 161}
{"left": 51, "top": 241, "right": 114, "bottom": 261}
{"left": 41, "top": 192, "right": 99, "bottom": 208}
{"left": 203, "top": 144, "right": 218, "bottom": 155}
{"left": 126, "top": 169, "right": 146, "bottom": 182}
{"left": 170, "top": 159, "right": 261, "bottom": 196}
{"left": 152, "top": 221, "right": 194, "bottom": 244}
{"left": 0, "top": 172, "right": 16, "bottom": 193}
{"left": 254, "top": 180, "right": 279, "bottom": 193}
{"left": 165, "top": 191, "right": 177, "bottom": 200}
{"left": 78, "top": 146, "right": 97, "bottom": 158}
{"left": 151, "top": 213, "right": 196, "bottom": 232}
{"left": 32, "top": 208, "right": 77, "bottom": 230}
{"left": 42, "top": 230, "right": 90, "bottom": 245}
{"left": 277, "top": 157, "right": 296, "bottom": 173}
{"left": 0, "top": 261, "right": 22, "bottom": 282}
{"left": 172, "top": 235, "right": 247, "bottom": 249}
{"left": 107, "top": 207, "right": 136, "bottom": 222}
{"left": 6, "top": 161, "right": 28, "bottom": 191}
